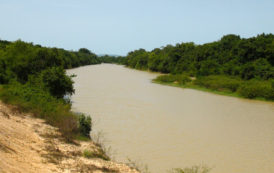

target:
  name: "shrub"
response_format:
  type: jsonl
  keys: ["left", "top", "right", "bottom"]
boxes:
{"left": 194, "top": 75, "right": 242, "bottom": 92}
{"left": 78, "top": 114, "right": 92, "bottom": 138}
{"left": 154, "top": 74, "right": 177, "bottom": 83}
{"left": 0, "top": 82, "right": 79, "bottom": 140}
{"left": 176, "top": 74, "right": 192, "bottom": 84}
{"left": 82, "top": 149, "right": 110, "bottom": 160}
{"left": 237, "top": 80, "right": 274, "bottom": 100}
{"left": 39, "top": 67, "right": 75, "bottom": 98}
{"left": 154, "top": 74, "right": 191, "bottom": 84}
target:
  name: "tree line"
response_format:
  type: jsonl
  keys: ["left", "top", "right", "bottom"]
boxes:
{"left": 123, "top": 34, "right": 273, "bottom": 80}
{"left": 102, "top": 34, "right": 274, "bottom": 100}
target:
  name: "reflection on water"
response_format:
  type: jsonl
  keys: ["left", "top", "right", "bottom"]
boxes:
{"left": 67, "top": 64, "right": 274, "bottom": 173}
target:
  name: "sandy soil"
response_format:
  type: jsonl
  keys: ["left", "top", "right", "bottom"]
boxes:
{"left": 0, "top": 101, "right": 139, "bottom": 173}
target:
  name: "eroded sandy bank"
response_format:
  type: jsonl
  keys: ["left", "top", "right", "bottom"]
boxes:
{"left": 0, "top": 101, "right": 138, "bottom": 173}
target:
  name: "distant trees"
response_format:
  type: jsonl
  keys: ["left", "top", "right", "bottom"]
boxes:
{"left": 98, "top": 34, "right": 274, "bottom": 100}
{"left": 118, "top": 34, "right": 274, "bottom": 81}
{"left": 99, "top": 55, "right": 126, "bottom": 64}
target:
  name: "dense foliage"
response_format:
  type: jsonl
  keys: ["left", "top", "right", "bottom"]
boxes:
{"left": 0, "top": 39, "right": 99, "bottom": 139}
{"left": 0, "top": 40, "right": 100, "bottom": 85}
{"left": 78, "top": 114, "right": 92, "bottom": 138}
{"left": 99, "top": 55, "right": 126, "bottom": 64}
{"left": 123, "top": 34, "right": 274, "bottom": 79}
{"left": 0, "top": 82, "right": 79, "bottom": 139}
{"left": 109, "top": 34, "right": 274, "bottom": 100}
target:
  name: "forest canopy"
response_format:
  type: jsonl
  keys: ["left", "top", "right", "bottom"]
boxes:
{"left": 121, "top": 34, "right": 274, "bottom": 80}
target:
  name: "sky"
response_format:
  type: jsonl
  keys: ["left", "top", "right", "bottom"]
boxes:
{"left": 0, "top": 0, "right": 273, "bottom": 55}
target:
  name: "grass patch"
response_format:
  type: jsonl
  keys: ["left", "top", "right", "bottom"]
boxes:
{"left": 82, "top": 149, "right": 110, "bottom": 161}
{"left": 75, "top": 135, "right": 91, "bottom": 141}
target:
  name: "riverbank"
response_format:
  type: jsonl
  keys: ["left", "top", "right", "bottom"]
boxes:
{"left": 153, "top": 74, "right": 274, "bottom": 102}
{"left": 153, "top": 80, "right": 239, "bottom": 97}
{"left": 0, "top": 101, "right": 139, "bottom": 173}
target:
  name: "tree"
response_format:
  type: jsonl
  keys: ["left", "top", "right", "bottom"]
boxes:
{"left": 39, "top": 67, "right": 75, "bottom": 98}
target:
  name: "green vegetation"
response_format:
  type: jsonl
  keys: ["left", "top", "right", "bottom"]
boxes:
{"left": 78, "top": 114, "right": 92, "bottom": 138}
{"left": 154, "top": 74, "right": 191, "bottom": 85}
{"left": 82, "top": 149, "right": 110, "bottom": 161}
{"left": 194, "top": 75, "right": 242, "bottom": 92}
{"left": 154, "top": 74, "right": 274, "bottom": 101}
{"left": 123, "top": 34, "right": 274, "bottom": 78}
{"left": 0, "top": 39, "right": 99, "bottom": 140}
{"left": 237, "top": 80, "right": 274, "bottom": 99}
{"left": 99, "top": 55, "right": 126, "bottom": 64}
{"left": 105, "top": 34, "right": 274, "bottom": 101}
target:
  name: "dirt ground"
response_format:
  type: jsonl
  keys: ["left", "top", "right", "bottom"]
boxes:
{"left": 0, "top": 101, "right": 139, "bottom": 173}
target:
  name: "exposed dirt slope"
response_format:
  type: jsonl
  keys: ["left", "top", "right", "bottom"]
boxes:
{"left": 0, "top": 101, "right": 138, "bottom": 173}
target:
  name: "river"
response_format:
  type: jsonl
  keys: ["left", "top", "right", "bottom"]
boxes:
{"left": 67, "top": 64, "right": 274, "bottom": 173}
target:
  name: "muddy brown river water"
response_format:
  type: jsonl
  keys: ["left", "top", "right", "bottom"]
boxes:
{"left": 67, "top": 64, "right": 274, "bottom": 173}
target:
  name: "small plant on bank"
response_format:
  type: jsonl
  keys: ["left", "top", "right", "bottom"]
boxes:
{"left": 78, "top": 114, "right": 92, "bottom": 138}
{"left": 82, "top": 149, "right": 110, "bottom": 161}
{"left": 83, "top": 149, "right": 93, "bottom": 158}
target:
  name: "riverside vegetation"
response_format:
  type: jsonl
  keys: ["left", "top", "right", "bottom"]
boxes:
{"left": 0, "top": 39, "right": 99, "bottom": 140}
{"left": 0, "top": 40, "right": 139, "bottom": 172}
{"left": 1, "top": 34, "right": 273, "bottom": 172}
{"left": 0, "top": 39, "right": 207, "bottom": 173}
{"left": 100, "top": 34, "right": 274, "bottom": 101}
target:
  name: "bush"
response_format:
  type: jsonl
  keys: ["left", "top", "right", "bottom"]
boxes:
{"left": 83, "top": 149, "right": 110, "bottom": 160}
{"left": 154, "top": 74, "right": 191, "bottom": 85}
{"left": 0, "top": 82, "right": 79, "bottom": 140}
{"left": 78, "top": 114, "right": 92, "bottom": 138}
{"left": 154, "top": 74, "right": 177, "bottom": 83}
{"left": 39, "top": 67, "right": 75, "bottom": 98}
{"left": 194, "top": 75, "right": 242, "bottom": 92}
{"left": 176, "top": 74, "right": 192, "bottom": 84}
{"left": 237, "top": 80, "right": 274, "bottom": 100}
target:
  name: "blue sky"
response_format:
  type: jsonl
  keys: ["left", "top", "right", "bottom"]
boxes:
{"left": 0, "top": 0, "right": 273, "bottom": 55}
